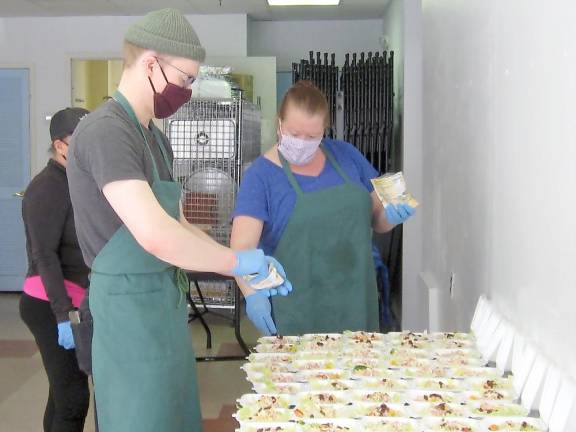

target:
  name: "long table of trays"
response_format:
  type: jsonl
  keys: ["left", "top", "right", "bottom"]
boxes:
{"left": 234, "top": 331, "right": 547, "bottom": 432}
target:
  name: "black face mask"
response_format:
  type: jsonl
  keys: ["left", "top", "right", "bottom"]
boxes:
{"left": 148, "top": 61, "right": 192, "bottom": 119}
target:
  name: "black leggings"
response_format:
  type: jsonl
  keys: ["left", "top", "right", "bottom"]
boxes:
{"left": 20, "top": 293, "right": 90, "bottom": 432}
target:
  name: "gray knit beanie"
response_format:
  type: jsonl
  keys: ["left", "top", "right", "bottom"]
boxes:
{"left": 125, "top": 8, "right": 206, "bottom": 62}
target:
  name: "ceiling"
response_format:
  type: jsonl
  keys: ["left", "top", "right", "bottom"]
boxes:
{"left": 0, "top": 0, "right": 390, "bottom": 20}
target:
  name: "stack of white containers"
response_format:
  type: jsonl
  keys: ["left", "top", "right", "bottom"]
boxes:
{"left": 471, "top": 296, "right": 575, "bottom": 432}
{"left": 233, "top": 297, "right": 575, "bottom": 432}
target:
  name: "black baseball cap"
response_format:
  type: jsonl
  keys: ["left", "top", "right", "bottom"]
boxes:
{"left": 49, "top": 107, "right": 89, "bottom": 141}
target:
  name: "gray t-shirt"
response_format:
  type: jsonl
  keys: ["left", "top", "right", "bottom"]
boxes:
{"left": 67, "top": 99, "right": 174, "bottom": 267}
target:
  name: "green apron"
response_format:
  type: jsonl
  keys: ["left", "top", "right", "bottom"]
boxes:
{"left": 271, "top": 145, "right": 379, "bottom": 335}
{"left": 89, "top": 91, "right": 202, "bottom": 432}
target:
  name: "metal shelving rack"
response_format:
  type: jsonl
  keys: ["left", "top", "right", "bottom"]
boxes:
{"left": 165, "top": 96, "right": 261, "bottom": 361}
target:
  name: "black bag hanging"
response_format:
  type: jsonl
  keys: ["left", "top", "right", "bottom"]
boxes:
{"left": 69, "top": 291, "right": 93, "bottom": 376}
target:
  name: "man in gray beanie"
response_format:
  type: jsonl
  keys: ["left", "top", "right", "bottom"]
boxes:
{"left": 67, "top": 8, "right": 290, "bottom": 432}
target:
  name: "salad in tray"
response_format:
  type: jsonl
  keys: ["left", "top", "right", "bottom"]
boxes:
{"left": 400, "top": 366, "right": 452, "bottom": 379}
{"left": 358, "top": 377, "right": 411, "bottom": 391}
{"left": 249, "top": 353, "right": 294, "bottom": 364}
{"left": 406, "top": 390, "right": 460, "bottom": 404}
{"left": 237, "top": 394, "right": 292, "bottom": 410}
{"left": 350, "top": 366, "right": 398, "bottom": 379}
{"left": 340, "top": 357, "right": 385, "bottom": 370}
{"left": 238, "top": 332, "right": 545, "bottom": 432}
{"left": 293, "top": 360, "right": 337, "bottom": 371}
{"left": 484, "top": 417, "right": 546, "bottom": 431}
{"left": 292, "top": 402, "right": 351, "bottom": 420}
{"left": 236, "top": 423, "right": 298, "bottom": 432}
{"left": 352, "top": 390, "right": 405, "bottom": 404}
{"left": 235, "top": 406, "right": 292, "bottom": 423}
{"left": 243, "top": 362, "right": 294, "bottom": 375}
{"left": 296, "top": 391, "right": 347, "bottom": 405}
{"left": 462, "top": 389, "right": 515, "bottom": 402}
{"left": 256, "top": 342, "right": 299, "bottom": 354}
{"left": 247, "top": 372, "right": 302, "bottom": 388}
{"left": 252, "top": 382, "right": 304, "bottom": 395}
{"left": 469, "top": 401, "right": 529, "bottom": 417}
{"left": 422, "top": 417, "right": 480, "bottom": 431}
{"left": 360, "top": 417, "right": 418, "bottom": 432}
{"left": 412, "top": 401, "right": 468, "bottom": 418}
{"left": 468, "top": 377, "right": 514, "bottom": 392}
{"left": 343, "top": 330, "right": 386, "bottom": 343}
{"left": 309, "top": 379, "right": 356, "bottom": 392}
{"left": 301, "top": 369, "right": 350, "bottom": 381}
{"left": 296, "top": 351, "right": 339, "bottom": 361}
{"left": 356, "top": 402, "right": 407, "bottom": 418}
{"left": 299, "top": 419, "right": 358, "bottom": 432}
{"left": 300, "top": 334, "right": 343, "bottom": 351}
{"left": 452, "top": 367, "right": 502, "bottom": 379}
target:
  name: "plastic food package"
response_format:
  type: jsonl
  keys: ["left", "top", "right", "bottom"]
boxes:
{"left": 243, "top": 263, "right": 285, "bottom": 290}
{"left": 371, "top": 172, "right": 418, "bottom": 208}
{"left": 190, "top": 65, "right": 234, "bottom": 99}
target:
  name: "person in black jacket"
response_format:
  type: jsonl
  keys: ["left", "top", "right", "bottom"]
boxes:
{"left": 19, "top": 107, "right": 91, "bottom": 432}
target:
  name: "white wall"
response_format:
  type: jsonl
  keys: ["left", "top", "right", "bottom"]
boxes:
{"left": 0, "top": 14, "right": 248, "bottom": 175}
{"left": 382, "top": 0, "right": 404, "bottom": 167}
{"left": 423, "top": 0, "right": 576, "bottom": 382}
{"left": 248, "top": 19, "right": 383, "bottom": 72}
{"left": 400, "top": 0, "right": 426, "bottom": 332}
{"left": 382, "top": 0, "right": 427, "bottom": 331}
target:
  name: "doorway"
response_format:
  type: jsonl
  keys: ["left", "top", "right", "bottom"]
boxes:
{"left": 0, "top": 68, "right": 31, "bottom": 292}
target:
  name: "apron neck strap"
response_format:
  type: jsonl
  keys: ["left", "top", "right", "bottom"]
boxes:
{"left": 150, "top": 125, "right": 174, "bottom": 179}
{"left": 279, "top": 143, "right": 351, "bottom": 195}
{"left": 279, "top": 151, "right": 303, "bottom": 196}
{"left": 322, "top": 144, "right": 352, "bottom": 183}
{"left": 113, "top": 90, "right": 169, "bottom": 182}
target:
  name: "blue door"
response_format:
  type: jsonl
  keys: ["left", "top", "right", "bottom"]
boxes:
{"left": 0, "top": 69, "right": 30, "bottom": 292}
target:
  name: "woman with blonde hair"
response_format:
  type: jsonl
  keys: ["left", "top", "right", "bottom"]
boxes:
{"left": 232, "top": 81, "right": 415, "bottom": 336}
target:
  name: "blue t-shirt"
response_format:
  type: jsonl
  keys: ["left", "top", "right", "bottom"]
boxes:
{"left": 233, "top": 139, "right": 378, "bottom": 255}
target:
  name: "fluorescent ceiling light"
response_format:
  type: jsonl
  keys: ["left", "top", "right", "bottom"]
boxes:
{"left": 268, "top": 0, "right": 341, "bottom": 6}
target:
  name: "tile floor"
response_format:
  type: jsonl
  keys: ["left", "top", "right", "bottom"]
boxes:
{"left": 0, "top": 293, "right": 258, "bottom": 432}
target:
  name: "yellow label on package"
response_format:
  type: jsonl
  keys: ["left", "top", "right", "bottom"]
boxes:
{"left": 371, "top": 172, "right": 419, "bottom": 208}
{"left": 243, "top": 263, "right": 285, "bottom": 290}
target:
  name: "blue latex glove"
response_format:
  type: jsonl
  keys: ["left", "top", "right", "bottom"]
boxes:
{"left": 261, "top": 256, "right": 293, "bottom": 297}
{"left": 57, "top": 321, "right": 75, "bottom": 350}
{"left": 232, "top": 249, "right": 269, "bottom": 284}
{"left": 245, "top": 292, "right": 277, "bottom": 335}
{"left": 384, "top": 203, "right": 416, "bottom": 225}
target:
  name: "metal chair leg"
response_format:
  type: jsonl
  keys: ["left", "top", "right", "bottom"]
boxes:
{"left": 187, "top": 275, "right": 249, "bottom": 362}
{"left": 234, "top": 284, "right": 250, "bottom": 356}
{"left": 193, "top": 280, "right": 210, "bottom": 314}
{"left": 187, "top": 283, "right": 212, "bottom": 350}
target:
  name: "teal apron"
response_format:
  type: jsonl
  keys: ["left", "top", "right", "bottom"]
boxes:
{"left": 271, "top": 145, "right": 379, "bottom": 335}
{"left": 89, "top": 91, "right": 202, "bottom": 432}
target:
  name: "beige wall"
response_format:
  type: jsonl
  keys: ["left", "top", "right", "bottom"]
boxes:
{"left": 71, "top": 59, "right": 122, "bottom": 111}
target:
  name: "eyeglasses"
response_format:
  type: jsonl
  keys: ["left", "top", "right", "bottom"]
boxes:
{"left": 156, "top": 57, "right": 197, "bottom": 87}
